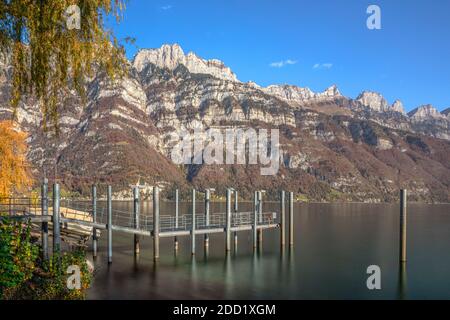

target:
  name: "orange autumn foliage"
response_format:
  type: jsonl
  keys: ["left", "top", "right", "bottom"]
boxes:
{"left": 0, "top": 121, "right": 33, "bottom": 198}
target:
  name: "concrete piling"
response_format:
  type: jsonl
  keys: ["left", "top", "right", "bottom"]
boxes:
{"left": 41, "top": 179, "right": 49, "bottom": 260}
{"left": 280, "top": 190, "right": 286, "bottom": 246}
{"left": 398, "top": 261, "right": 407, "bottom": 299}
{"left": 400, "top": 189, "right": 407, "bottom": 263}
{"left": 258, "top": 191, "right": 263, "bottom": 223}
{"left": 153, "top": 186, "right": 160, "bottom": 260}
{"left": 257, "top": 191, "right": 263, "bottom": 247}
{"left": 174, "top": 189, "right": 179, "bottom": 251}
{"left": 52, "top": 183, "right": 61, "bottom": 254}
{"left": 253, "top": 191, "right": 258, "bottom": 249}
{"left": 107, "top": 185, "right": 112, "bottom": 263}
{"left": 92, "top": 185, "right": 97, "bottom": 258}
{"left": 191, "top": 189, "right": 196, "bottom": 255}
{"left": 204, "top": 189, "right": 210, "bottom": 248}
{"left": 133, "top": 187, "right": 140, "bottom": 255}
{"left": 225, "top": 189, "right": 232, "bottom": 252}
{"left": 234, "top": 191, "right": 238, "bottom": 250}
{"left": 289, "top": 192, "right": 294, "bottom": 246}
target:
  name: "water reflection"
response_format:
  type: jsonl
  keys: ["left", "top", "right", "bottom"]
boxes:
{"left": 86, "top": 203, "right": 450, "bottom": 300}
{"left": 276, "top": 245, "right": 295, "bottom": 292}
{"left": 251, "top": 248, "right": 260, "bottom": 297}
{"left": 190, "top": 256, "right": 200, "bottom": 294}
{"left": 397, "top": 262, "right": 407, "bottom": 300}
{"left": 223, "top": 253, "right": 233, "bottom": 298}
{"left": 203, "top": 244, "right": 209, "bottom": 261}
{"left": 133, "top": 255, "right": 140, "bottom": 272}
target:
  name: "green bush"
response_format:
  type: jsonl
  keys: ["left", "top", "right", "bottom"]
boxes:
{"left": 0, "top": 219, "right": 92, "bottom": 300}
{"left": 11, "top": 250, "right": 92, "bottom": 300}
{"left": 0, "top": 218, "right": 38, "bottom": 297}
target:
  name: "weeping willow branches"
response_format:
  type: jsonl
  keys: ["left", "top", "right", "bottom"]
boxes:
{"left": 0, "top": 1, "right": 128, "bottom": 131}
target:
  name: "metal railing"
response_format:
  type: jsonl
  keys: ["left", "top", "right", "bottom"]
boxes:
{"left": 0, "top": 185, "right": 293, "bottom": 264}
{"left": 1, "top": 198, "right": 278, "bottom": 231}
{"left": 0, "top": 197, "right": 42, "bottom": 216}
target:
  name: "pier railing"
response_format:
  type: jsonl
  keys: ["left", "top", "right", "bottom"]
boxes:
{"left": 0, "top": 182, "right": 294, "bottom": 264}
{"left": 0, "top": 197, "right": 42, "bottom": 216}
{"left": 1, "top": 185, "right": 412, "bottom": 267}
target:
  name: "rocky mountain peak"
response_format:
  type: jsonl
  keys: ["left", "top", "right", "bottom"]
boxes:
{"left": 356, "top": 91, "right": 389, "bottom": 112}
{"left": 442, "top": 107, "right": 450, "bottom": 119}
{"left": 408, "top": 104, "right": 445, "bottom": 120}
{"left": 262, "top": 84, "right": 341, "bottom": 104}
{"left": 132, "top": 44, "right": 183, "bottom": 72}
{"left": 391, "top": 99, "right": 406, "bottom": 114}
{"left": 319, "top": 84, "right": 341, "bottom": 98}
{"left": 132, "top": 43, "right": 238, "bottom": 82}
{"left": 246, "top": 81, "right": 261, "bottom": 88}
{"left": 263, "top": 84, "right": 315, "bottom": 101}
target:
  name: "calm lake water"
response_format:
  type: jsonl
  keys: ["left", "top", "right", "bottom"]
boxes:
{"left": 86, "top": 202, "right": 450, "bottom": 300}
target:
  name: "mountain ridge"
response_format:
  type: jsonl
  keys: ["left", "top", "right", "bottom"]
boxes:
{"left": 1, "top": 44, "right": 449, "bottom": 202}
{"left": 133, "top": 44, "right": 448, "bottom": 116}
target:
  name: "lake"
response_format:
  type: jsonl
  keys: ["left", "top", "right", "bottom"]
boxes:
{"left": 86, "top": 202, "right": 450, "bottom": 299}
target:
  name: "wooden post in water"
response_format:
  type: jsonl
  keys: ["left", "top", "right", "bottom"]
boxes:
{"left": 133, "top": 187, "right": 140, "bottom": 255}
{"left": 289, "top": 192, "right": 294, "bottom": 246}
{"left": 280, "top": 190, "right": 286, "bottom": 246}
{"left": 257, "top": 191, "right": 263, "bottom": 247}
{"left": 107, "top": 185, "right": 112, "bottom": 263}
{"left": 153, "top": 186, "right": 160, "bottom": 260}
{"left": 92, "top": 185, "right": 97, "bottom": 258}
{"left": 253, "top": 191, "right": 258, "bottom": 249}
{"left": 400, "top": 189, "right": 407, "bottom": 263}
{"left": 225, "top": 189, "right": 231, "bottom": 252}
{"left": 174, "top": 189, "right": 179, "bottom": 251}
{"left": 52, "top": 183, "right": 61, "bottom": 253}
{"left": 191, "top": 189, "right": 196, "bottom": 255}
{"left": 41, "top": 179, "right": 49, "bottom": 260}
{"left": 204, "top": 189, "right": 210, "bottom": 248}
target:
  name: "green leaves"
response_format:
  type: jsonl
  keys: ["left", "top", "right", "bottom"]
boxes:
{"left": 0, "top": 219, "right": 92, "bottom": 299}
{"left": 1, "top": 1, "right": 128, "bottom": 132}
{"left": 40, "top": 249, "right": 92, "bottom": 300}
{"left": 0, "top": 219, "right": 38, "bottom": 298}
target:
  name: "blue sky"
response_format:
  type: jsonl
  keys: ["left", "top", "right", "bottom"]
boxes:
{"left": 107, "top": 0, "right": 450, "bottom": 112}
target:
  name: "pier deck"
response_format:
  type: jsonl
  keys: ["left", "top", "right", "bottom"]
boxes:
{"left": 0, "top": 184, "right": 293, "bottom": 263}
